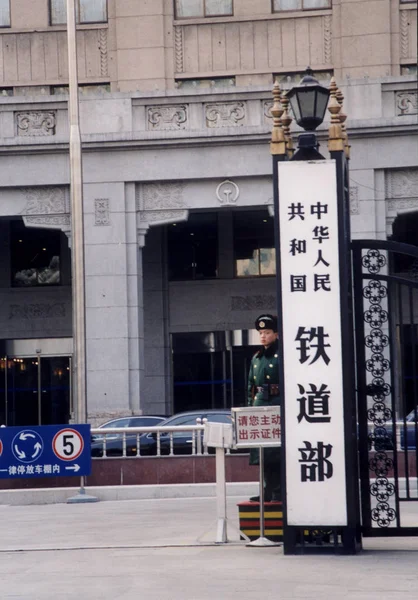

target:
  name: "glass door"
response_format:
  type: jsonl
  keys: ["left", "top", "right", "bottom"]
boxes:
{"left": 0, "top": 355, "right": 71, "bottom": 426}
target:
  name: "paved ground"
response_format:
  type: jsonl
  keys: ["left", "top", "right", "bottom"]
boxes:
{"left": 1, "top": 494, "right": 418, "bottom": 600}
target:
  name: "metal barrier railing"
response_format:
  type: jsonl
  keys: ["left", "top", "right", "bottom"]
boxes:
{"left": 90, "top": 424, "right": 213, "bottom": 458}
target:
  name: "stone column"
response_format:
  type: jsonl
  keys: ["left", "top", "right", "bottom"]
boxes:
{"left": 83, "top": 181, "right": 134, "bottom": 424}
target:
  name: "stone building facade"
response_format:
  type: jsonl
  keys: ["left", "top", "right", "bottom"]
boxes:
{"left": 0, "top": 0, "right": 416, "bottom": 425}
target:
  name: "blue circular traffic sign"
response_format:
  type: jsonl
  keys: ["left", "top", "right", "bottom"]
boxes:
{"left": 12, "top": 430, "right": 44, "bottom": 463}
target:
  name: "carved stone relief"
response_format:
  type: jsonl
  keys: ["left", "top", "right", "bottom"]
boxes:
{"left": 400, "top": 10, "right": 409, "bottom": 58}
{"left": 205, "top": 102, "right": 246, "bottom": 128}
{"left": 231, "top": 295, "right": 276, "bottom": 311}
{"left": 9, "top": 303, "right": 66, "bottom": 320}
{"left": 324, "top": 14, "right": 332, "bottom": 64}
{"left": 139, "top": 182, "right": 187, "bottom": 211}
{"left": 216, "top": 180, "right": 240, "bottom": 205}
{"left": 95, "top": 199, "right": 110, "bottom": 226}
{"left": 385, "top": 169, "right": 418, "bottom": 199}
{"left": 16, "top": 111, "right": 56, "bottom": 136}
{"left": 174, "top": 26, "right": 184, "bottom": 73}
{"left": 99, "top": 29, "right": 108, "bottom": 76}
{"left": 396, "top": 91, "right": 418, "bottom": 116}
{"left": 263, "top": 101, "right": 273, "bottom": 124}
{"left": 350, "top": 187, "right": 360, "bottom": 215}
{"left": 21, "top": 187, "right": 66, "bottom": 215}
{"left": 147, "top": 105, "right": 188, "bottom": 130}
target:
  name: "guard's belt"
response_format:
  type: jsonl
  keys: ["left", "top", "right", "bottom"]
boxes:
{"left": 257, "top": 384, "right": 280, "bottom": 396}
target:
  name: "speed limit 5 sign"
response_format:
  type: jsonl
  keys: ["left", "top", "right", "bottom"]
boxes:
{"left": 53, "top": 428, "right": 84, "bottom": 461}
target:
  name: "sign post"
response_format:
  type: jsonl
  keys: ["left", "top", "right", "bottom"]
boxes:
{"left": 232, "top": 406, "right": 282, "bottom": 547}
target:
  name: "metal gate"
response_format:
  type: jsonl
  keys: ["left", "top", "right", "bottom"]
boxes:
{"left": 353, "top": 239, "right": 418, "bottom": 536}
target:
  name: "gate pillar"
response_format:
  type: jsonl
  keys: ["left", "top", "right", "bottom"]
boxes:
{"left": 271, "top": 75, "right": 361, "bottom": 554}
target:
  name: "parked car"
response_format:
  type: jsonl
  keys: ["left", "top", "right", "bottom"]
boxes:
{"left": 400, "top": 407, "right": 418, "bottom": 450}
{"left": 91, "top": 415, "right": 166, "bottom": 456}
{"left": 91, "top": 410, "right": 233, "bottom": 457}
{"left": 139, "top": 410, "right": 233, "bottom": 456}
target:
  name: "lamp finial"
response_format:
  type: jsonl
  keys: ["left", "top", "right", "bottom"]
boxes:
{"left": 270, "top": 80, "right": 287, "bottom": 156}
{"left": 328, "top": 77, "right": 344, "bottom": 152}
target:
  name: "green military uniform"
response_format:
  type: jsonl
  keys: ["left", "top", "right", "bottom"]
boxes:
{"left": 247, "top": 316, "right": 282, "bottom": 502}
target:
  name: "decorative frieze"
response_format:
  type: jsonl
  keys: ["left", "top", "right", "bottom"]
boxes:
{"left": 350, "top": 187, "right": 360, "bottom": 215}
{"left": 387, "top": 198, "right": 418, "bottom": 213}
{"left": 231, "top": 295, "right": 276, "bottom": 311}
{"left": 140, "top": 182, "right": 186, "bottom": 211}
{"left": 138, "top": 209, "right": 188, "bottom": 224}
{"left": 385, "top": 169, "right": 418, "bottom": 199}
{"left": 23, "top": 215, "right": 70, "bottom": 227}
{"left": 205, "top": 102, "right": 246, "bottom": 128}
{"left": 396, "top": 91, "right": 418, "bottom": 116}
{"left": 9, "top": 303, "right": 66, "bottom": 320}
{"left": 216, "top": 180, "right": 240, "bottom": 205}
{"left": 16, "top": 111, "right": 56, "bottom": 136}
{"left": 95, "top": 199, "right": 110, "bottom": 226}
{"left": 147, "top": 105, "right": 188, "bottom": 130}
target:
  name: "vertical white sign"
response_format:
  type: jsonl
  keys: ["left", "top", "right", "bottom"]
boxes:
{"left": 278, "top": 161, "right": 347, "bottom": 526}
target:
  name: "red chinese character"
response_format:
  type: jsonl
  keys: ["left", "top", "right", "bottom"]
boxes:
{"left": 271, "top": 414, "right": 281, "bottom": 425}
{"left": 261, "top": 415, "right": 270, "bottom": 425}
{"left": 272, "top": 428, "right": 281, "bottom": 438}
{"left": 261, "top": 429, "right": 272, "bottom": 439}
{"left": 239, "top": 430, "right": 249, "bottom": 440}
{"left": 238, "top": 416, "right": 248, "bottom": 426}
{"left": 250, "top": 429, "right": 261, "bottom": 439}
{"left": 249, "top": 416, "right": 259, "bottom": 426}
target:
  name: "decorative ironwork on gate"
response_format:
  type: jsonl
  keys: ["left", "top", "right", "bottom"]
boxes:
{"left": 353, "top": 240, "right": 418, "bottom": 537}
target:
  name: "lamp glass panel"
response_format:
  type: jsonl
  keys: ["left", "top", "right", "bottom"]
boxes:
{"left": 316, "top": 91, "right": 330, "bottom": 121}
{"left": 298, "top": 90, "right": 316, "bottom": 119}
{"left": 289, "top": 95, "right": 302, "bottom": 122}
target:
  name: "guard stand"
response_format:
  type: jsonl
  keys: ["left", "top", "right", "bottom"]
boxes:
{"left": 232, "top": 406, "right": 282, "bottom": 547}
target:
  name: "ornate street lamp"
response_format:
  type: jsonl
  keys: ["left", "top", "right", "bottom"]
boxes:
{"left": 286, "top": 67, "right": 330, "bottom": 131}
{"left": 286, "top": 67, "right": 331, "bottom": 160}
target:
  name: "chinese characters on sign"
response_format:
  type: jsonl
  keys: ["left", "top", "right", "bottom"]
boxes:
{"left": 278, "top": 161, "right": 347, "bottom": 526}
{"left": 232, "top": 406, "right": 282, "bottom": 449}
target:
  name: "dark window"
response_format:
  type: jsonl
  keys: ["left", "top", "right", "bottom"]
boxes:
{"left": 50, "top": 0, "right": 107, "bottom": 24}
{"left": 167, "top": 213, "right": 218, "bottom": 281}
{"left": 11, "top": 221, "right": 61, "bottom": 287}
{"left": 234, "top": 210, "right": 276, "bottom": 277}
{"left": 175, "top": 0, "right": 233, "bottom": 18}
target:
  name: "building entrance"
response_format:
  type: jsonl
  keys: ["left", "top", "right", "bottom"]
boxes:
{"left": 0, "top": 355, "right": 71, "bottom": 426}
{"left": 171, "top": 330, "right": 260, "bottom": 413}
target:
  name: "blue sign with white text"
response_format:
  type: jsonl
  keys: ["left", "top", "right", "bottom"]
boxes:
{"left": 0, "top": 424, "right": 91, "bottom": 479}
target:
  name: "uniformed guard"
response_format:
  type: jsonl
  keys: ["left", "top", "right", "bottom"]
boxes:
{"left": 247, "top": 314, "right": 281, "bottom": 502}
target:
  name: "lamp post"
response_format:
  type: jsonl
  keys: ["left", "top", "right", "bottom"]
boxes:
{"left": 272, "top": 70, "right": 361, "bottom": 554}
{"left": 66, "top": 0, "right": 98, "bottom": 504}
